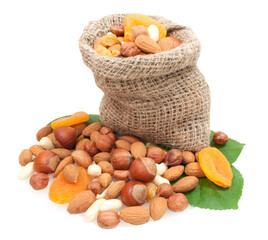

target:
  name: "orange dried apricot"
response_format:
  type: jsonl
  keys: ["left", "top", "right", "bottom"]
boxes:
{"left": 199, "top": 147, "right": 233, "bottom": 188}
{"left": 51, "top": 111, "right": 89, "bottom": 129}
{"left": 101, "top": 34, "right": 118, "bottom": 47}
{"left": 96, "top": 45, "right": 112, "bottom": 57}
{"left": 49, "top": 166, "right": 90, "bottom": 204}
{"left": 123, "top": 14, "right": 167, "bottom": 42}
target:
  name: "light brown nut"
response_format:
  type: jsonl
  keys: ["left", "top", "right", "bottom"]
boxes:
{"left": 29, "top": 145, "right": 45, "bottom": 156}
{"left": 146, "top": 147, "right": 166, "bottom": 164}
{"left": 173, "top": 176, "right": 199, "bottom": 193}
{"left": 71, "top": 150, "right": 92, "bottom": 168}
{"left": 130, "top": 142, "right": 147, "bottom": 159}
{"left": 119, "top": 206, "right": 150, "bottom": 225}
{"left": 99, "top": 126, "right": 112, "bottom": 135}
{"left": 145, "top": 182, "right": 157, "bottom": 202}
{"left": 149, "top": 197, "right": 167, "bottom": 221}
{"left": 119, "top": 136, "right": 140, "bottom": 144}
{"left": 67, "top": 190, "right": 96, "bottom": 214}
{"left": 120, "top": 42, "right": 139, "bottom": 57}
{"left": 182, "top": 151, "right": 195, "bottom": 165}
{"left": 195, "top": 151, "right": 200, "bottom": 162}
{"left": 94, "top": 37, "right": 103, "bottom": 50}
{"left": 62, "top": 164, "right": 79, "bottom": 183}
{"left": 93, "top": 152, "right": 111, "bottom": 164}
{"left": 156, "top": 183, "right": 174, "bottom": 198}
{"left": 157, "top": 36, "right": 181, "bottom": 51}
{"left": 110, "top": 25, "right": 124, "bottom": 36}
{"left": 213, "top": 131, "right": 229, "bottom": 145}
{"left": 90, "top": 131, "right": 101, "bottom": 142}
{"left": 132, "top": 25, "right": 149, "bottom": 41}
{"left": 163, "top": 165, "right": 184, "bottom": 181}
{"left": 96, "top": 135, "right": 114, "bottom": 152}
{"left": 135, "top": 35, "right": 162, "bottom": 54}
{"left": 53, "top": 156, "right": 74, "bottom": 177}
{"left": 164, "top": 149, "right": 183, "bottom": 166}
{"left": 115, "top": 140, "right": 131, "bottom": 151}
{"left": 113, "top": 170, "right": 130, "bottom": 181}
{"left": 185, "top": 162, "right": 206, "bottom": 177}
{"left": 71, "top": 123, "right": 87, "bottom": 136}
{"left": 167, "top": 193, "right": 188, "bottom": 212}
{"left": 36, "top": 125, "right": 52, "bottom": 141}
{"left": 107, "top": 132, "right": 117, "bottom": 143}
{"left": 98, "top": 173, "right": 112, "bottom": 188}
{"left": 51, "top": 148, "right": 72, "bottom": 159}
{"left": 19, "top": 149, "right": 33, "bottom": 166}
{"left": 106, "top": 181, "right": 126, "bottom": 199}
{"left": 97, "top": 210, "right": 120, "bottom": 229}
{"left": 87, "top": 180, "right": 102, "bottom": 195}
{"left": 82, "top": 122, "right": 102, "bottom": 137}
{"left": 29, "top": 173, "right": 49, "bottom": 190}
{"left": 98, "top": 161, "right": 114, "bottom": 175}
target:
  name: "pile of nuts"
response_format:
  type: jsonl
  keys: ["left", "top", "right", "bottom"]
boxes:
{"left": 94, "top": 23, "right": 181, "bottom": 57}
{"left": 18, "top": 118, "right": 228, "bottom": 229}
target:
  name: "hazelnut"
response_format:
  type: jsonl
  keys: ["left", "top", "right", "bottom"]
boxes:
{"left": 111, "top": 148, "right": 133, "bottom": 170}
{"left": 164, "top": 149, "right": 183, "bottom": 166}
{"left": 97, "top": 210, "right": 120, "bottom": 229}
{"left": 29, "top": 173, "right": 49, "bottom": 190}
{"left": 182, "top": 151, "right": 195, "bottom": 165}
{"left": 52, "top": 126, "right": 77, "bottom": 149}
{"left": 110, "top": 25, "right": 124, "bottom": 36}
{"left": 146, "top": 147, "right": 166, "bottom": 163}
{"left": 129, "top": 157, "right": 157, "bottom": 182}
{"left": 131, "top": 25, "right": 149, "bottom": 41}
{"left": 120, "top": 42, "right": 139, "bottom": 57}
{"left": 121, "top": 181, "right": 147, "bottom": 206}
{"left": 113, "top": 170, "right": 130, "bottom": 181}
{"left": 87, "top": 180, "right": 102, "bottom": 195}
{"left": 156, "top": 183, "right": 174, "bottom": 198}
{"left": 213, "top": 131, "right": 229, "bottom": 145}
{"left": 167, "top": 193, "right": 189, "bottom": 212}
{"left": 33, "top": 150, "right": 60, "bottom": 173}
{"left": 96, "top": 135, "right": 114, "bottom": 152}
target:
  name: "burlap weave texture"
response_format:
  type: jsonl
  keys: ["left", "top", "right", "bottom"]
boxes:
{"left": 79, "top": 14, "right": 210, "bottom": 151}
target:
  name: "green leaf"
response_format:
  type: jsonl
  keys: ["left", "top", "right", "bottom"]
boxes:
{"left": 183, "top": 166, "right": 244, "bottom": 210}
{"left": 210, "top": 131, "right": 245, "bottom": 164}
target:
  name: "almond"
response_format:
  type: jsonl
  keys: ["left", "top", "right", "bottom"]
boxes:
{"left": 71, "top": 150, "right": 92, "bottom": 168}
{"left": 106, "top": 181, "right": 126, "bottom": 199}
{"left": 115, "top": 140, "right": 131, "bottom": 151}
{"left": 98, "top": 161, "right": 114, "bottom": 175}
{"left": 110, "top": 25, "right": 124, "bottom": 36}
{"left": 135, "top": 35, "right": 162, "bottom": 54}
{"left": 119, "top": 135, "right": 140, "bottom": 144}
{"left": 182, "top": 151, "right": 195, "bottom": 164}
{"left": 173, "top": 176, "right": 199, "bottom": 193}
{"left": 119, "top": 206, "right": 150, "bottom": 225}
{"left": 158, "top": 36, "right": 181, "bottom": 51}
{"left": 90, "top": 131, "right": 101, "bottom": 142}
{"left": 130, "top": 141, "right": 147, "bottom": 159}
{"left": 98, "top": 173, "right": 112, "bottom": 188}
{"left": 93, "top": 152, "right": 111, "bottom": 163}
{"left": 71, "top": 123, "right": 86, "bottom": 136}
{"left": 113, "top": 170, "right": 130, "bottom": 181}
{"left": 185, "top": 162, "right": 206, "bottom": 177}
{"left": 96, "top": 135, "right": 114, "bottom": 152}
{"left": 51, "top": 148, "right": 72, "bottom": 159}
{"left": 62, "top": 164, "right": 79, "bottom": 183}
{"left": 19, "top": 149, "right": 33, "bottom": 166}
{"left": 53, "top": 156, "right": 74, "bottom": 177}
{"left": 149, "top": 197, "right": 167, "bottom": 221}
{"left": 36, "top": 125, "right": 52, "bottom": 141}
{"left": 67, "top": 190, "right": 96, "bottom": 214}
{"left": 163, "top": 165, "right": 184, "bottom": 181}
{"left": 29, "top": 145, "right": 45, "bottom": 156}
{"left": 82, "top": 122, "right": 102, "bottom": 137}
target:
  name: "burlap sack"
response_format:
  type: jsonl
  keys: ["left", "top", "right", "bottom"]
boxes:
{"left": 79, "top": 14, "right": 210, "bottom": 151}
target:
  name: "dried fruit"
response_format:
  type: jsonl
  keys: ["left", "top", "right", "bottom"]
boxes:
{"left": 51, "top": 112, "right": 89, "bottom": 129}
{"left": 49, "top": 166, "right": 90, "bottom": 204}
{"left": 173, "top": 176, "right": 199, "bottom": 193}
{"left": 135, "top": 35, "right": 162, "bottom": 54}
{"left": 67, "top": 190, "right": 96, "bottom": 214}
{"left": 29, "top": 173, "right": 49, "bottom": 190}
{"left": 96, "top": 44, "right": 112, "bottom": 56}
{"left": 130, "top": 141, "right": 147, "bottom": 159}
{"left": 36, "top": 125, "right": 52, "bottom": 141}
{"left": 97, "top": 211, "right": 120, "bottom": 229}
{"left": 213, "top": 131, "right": 229, "bottom": 145}
{"left": 158, "top": 36, "right": 181, "bottom": 51}
{"left": 101, "top": 34, "right": 118, "bottom": 47}
{"left": 149, "top": 197, "right": 167, "bottom": 221}
{"left": 199, "top": 147, "right": 233, "bottom": 188}
{"left": 123, "top": 14, "right": 167, "bottom": 42}
{"left": 19, "top": 149, "right": 33, "bottom": 166}
{"left": 119, "top": 206, "right": 150, "bottom": 225}
{"left": 185, "top": 162, "right": 206, "bottom": 177}
{"left": 167, "top": 193, "right": 188, "bottom": 212}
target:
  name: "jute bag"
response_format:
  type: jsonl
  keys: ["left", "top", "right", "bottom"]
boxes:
{"left": 79, "top": 14, "right": 210, "bottom": 151}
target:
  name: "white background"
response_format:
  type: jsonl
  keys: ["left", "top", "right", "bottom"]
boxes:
{"left": 1, "top": 0, "right": 267, "bottom": 239}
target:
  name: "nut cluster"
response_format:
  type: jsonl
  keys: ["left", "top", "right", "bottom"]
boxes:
{"left": 17, "top": 114, "right": 229, "bottom": 229}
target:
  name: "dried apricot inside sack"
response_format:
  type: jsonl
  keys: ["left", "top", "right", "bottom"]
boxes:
{"left": 49, "top": 166, "right": 90, "bottom": 204}
{"left": 199, "top": 147, "right": 233, "bottom": 188}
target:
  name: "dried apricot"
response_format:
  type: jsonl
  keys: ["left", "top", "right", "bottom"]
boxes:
{"left": 51, "top": 111, "right": 89, "bottom": 129}
{"left": 96, "top": 45, "right": 112, "bottom": 57}
{"left": 49, "top": 166, "right": 90, "bottom": 204}
{"left": 123, "top": 14, "right": 167, "bottom": 42}
{"left": 101, "top": 34, "right": 118, "bottom": 47}
{"left": 199, "top": 147, "right": 233, "bottom": 188}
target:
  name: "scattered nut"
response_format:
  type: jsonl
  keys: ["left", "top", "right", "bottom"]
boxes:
{"left": 19, "top": 149, "right": 33, "bottom": 166}
{"left": 167, "top": 193, "right": 189, "bottom": 212}
{"left": 156, "top": 183, "right": 174, "bottom": 198}
{"left": 120, "top": 42, "right": 139, "bottom": 57}
{"left": 62, "top": 164, "right": 79, "bottom": 183}
{"left": 29, "top": 173, "right": 49, "bottom": 190}
{"left": 97, "top": 210, "right": 120, "bottom": 229}
{"left": 213, "top": 131, "right": 229, "bottom": 145}
{"left": 164, "top": 149, "right": 183, "bottom": 166}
